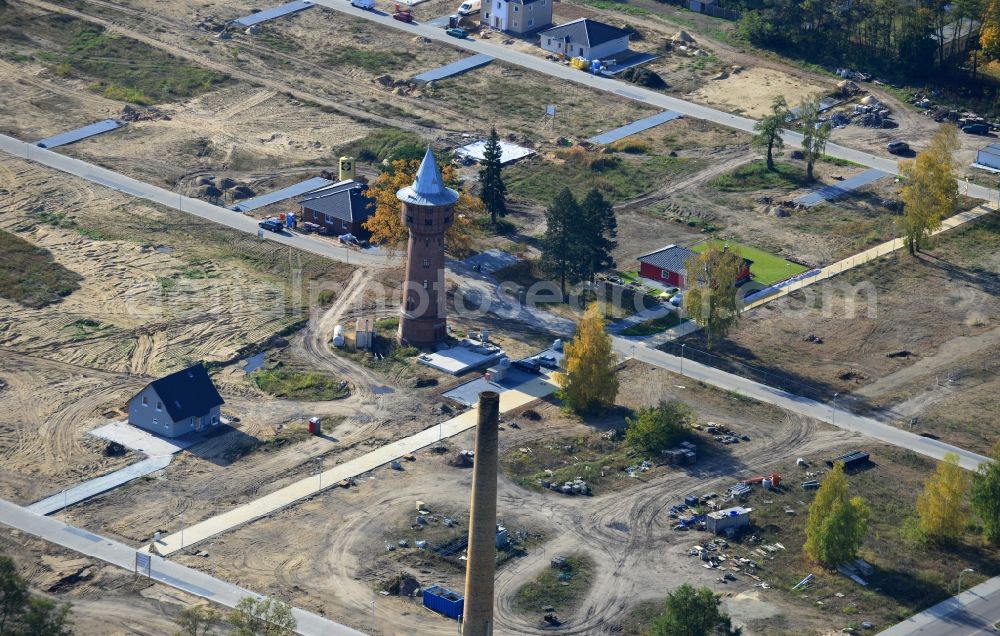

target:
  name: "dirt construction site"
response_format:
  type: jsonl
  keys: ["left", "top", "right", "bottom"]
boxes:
{"left": 1, "top": 0, "right": 999, "bottom": 633}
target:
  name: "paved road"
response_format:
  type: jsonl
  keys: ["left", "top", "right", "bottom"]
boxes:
{"left": 0, "top": 499, "right": 366, "bottom": 636}
{"left": 150, "top": 373, "right": 559, "bottom": 556}
{"left": 607, "top": 337, "right": 990, "bottom": 471}
{"left": 879, "top": 576, "right": 1000, "bottom": 635}
{"left": 312, "top": 0, "right": 1000, "bottom": 200}
{"left": 0, "top": 134, "right": 391, "bottom": 268}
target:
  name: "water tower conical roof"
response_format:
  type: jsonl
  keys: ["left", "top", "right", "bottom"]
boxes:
{"left": 397, "top": 147, "right": 460, "bottom": 207}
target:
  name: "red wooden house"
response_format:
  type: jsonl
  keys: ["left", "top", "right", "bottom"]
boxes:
{"left": 638, "top": 244, "right": 752, "bottom": 289}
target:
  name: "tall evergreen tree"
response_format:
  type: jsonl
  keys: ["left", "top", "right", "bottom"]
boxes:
{"left": 578, "top": 188, "right": 618, "bottom": 283}
{"left": 972, "top": 441, "right": 1000, "bottom": 544}
{"left": 479, "top": 126, "right": 508, "bottom": 229}
{"left": 540, "top": 188, "right": 580, "bottom": 298}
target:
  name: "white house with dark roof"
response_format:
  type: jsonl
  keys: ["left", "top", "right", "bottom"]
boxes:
{"left": 297, "top": 180, "right": 375, "bottom": 238}
{"left": 540, "top": 18, "right": 631, "bottom": 60}
{"left": 127, "top": 364, "right": 224, "bottom": 438}
{"left": 481, "top": 0, "right": 552, "bottom": 36}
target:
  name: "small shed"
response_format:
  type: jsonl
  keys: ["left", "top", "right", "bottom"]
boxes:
{"left": 423, "top": 585, "right": 464, "bottom": 620}
{"left": 826, "top": 449, "right": 870, "bottom": 470}
{"left": 976, "top": 143, "right": 1000, "bottom": 170}
{"left": 706, "top": 506, "right": 751, "bottom": 535}
{"left": 355, "top": 317, "right": 376, "bottom": 352}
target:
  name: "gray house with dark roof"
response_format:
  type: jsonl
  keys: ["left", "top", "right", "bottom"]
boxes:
{"left": 482, "top": 0, "right": 552, "bottom": 35}
{"left": 127, "top": 364, "right": 224, "bottom": 438}
{"left": 540, "top": 18, "right": 631, "bottom": 60}
{"left": 297, "top": 180, "right": 375, "bottom": 238}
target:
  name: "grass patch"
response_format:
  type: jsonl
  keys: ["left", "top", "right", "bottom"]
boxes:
{"left": 502, "top": 433, "right": 650, "bottom": 494}
{"left": 513, "top": 554, "right": 595, "bottom": 615}
{"left": 326, "top": 47, "right": 410, "bottom": 73}
{"left": 38, "top": 21, "right": 229, "bottom": 104}
{"left": 576, "top": 0, "right": 650, "bottom": 15}
{"left": 375, "top": 316, "right": 399, "bottom": 332}
{"left": 620, "top": 312, "right": 683, "bottom": 336}
{"left": 252, "top": 368, "right": 349, "bottom": 400}
{"left": 66, "top": 318, "right": 104, "bottom": 341}
{"left": 507, "top": 150, "right": 709, "bottom": 205}
{"left": 820, "top": 154, "right": 865, "bottom": 168}
{"left": 709, "top": 160, "right": 811, "bottom": 192}
{"left": 0, "top": 229, "right": 82, "bottom": 308}
{"left": 691, "top": 239, "right": 808, "bottom": 285}
{"left": 342, "top": 128, "right": 425, "bottom": 163}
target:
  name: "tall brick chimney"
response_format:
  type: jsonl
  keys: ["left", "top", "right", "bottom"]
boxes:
{"left": 462, "top": 391, "right": 500, "bottom": 636}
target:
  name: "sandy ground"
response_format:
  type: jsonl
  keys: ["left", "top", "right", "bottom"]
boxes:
{"left": 128, "top": 360, "right": 859, "bottom": 636}
{"left": 690, "top": 67, "right": 831, "bottom": 119}
{"left": 1, "top": 529, "right": 215, "bottom": 636}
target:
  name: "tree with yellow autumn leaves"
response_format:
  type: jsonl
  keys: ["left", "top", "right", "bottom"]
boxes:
{"left": 899, "top": 124, "right": 959, "bottom": 255}
{"left": 363, "top": 158, "right": 481, "bottom": 257}
{"left": 556, "top": 303, "right": 619, "bottom": 416}
{"left": 916, "top": 452, "right": 970, "bottom": 542}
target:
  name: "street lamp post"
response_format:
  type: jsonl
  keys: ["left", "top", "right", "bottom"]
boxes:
{"left": 958, "top": 568, "right": 975, "bottom": 594}
{"left": 680, "top": 343, "right": 686, "bottom": 375}
{"left": 370, "top": 599, "right": 376, "bottom": 629}
{"left": 831, "top": 392, "right": 839, "bottom": 427}
{"left": 180, "top": 512, "right": 184, "bottom": 550}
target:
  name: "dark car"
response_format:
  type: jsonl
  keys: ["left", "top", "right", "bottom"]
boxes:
{"left": 258, "top": 219, "right": 283, "bottom": 233}
{"left": 962, "top": 123, "right": 990, "bottom": 135}
{"left": 512, "top": 359, "right": 540, "bottom": 374}
{"left": 445, "top": 27, "right": 469, "bottom": 38}
{"left": 886, "top": 140, "right": 909, "bottom": 155}
{"left": 392, "top": 8, "right": 413, "bottom": 22}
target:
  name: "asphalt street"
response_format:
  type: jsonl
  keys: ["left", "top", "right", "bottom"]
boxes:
{"left": 0, "top": 498, "right": 366, "bottom": 636}
{"left": 878, "top": 576, "right": 1000, "bottom": 635}
{"left": 0, "top": 134, "right": 393, "bottom": 268}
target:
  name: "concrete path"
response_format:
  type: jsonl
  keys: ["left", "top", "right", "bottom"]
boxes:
{"left": 413, "top": 53, "right": 494, "bottom": 82}
{"left": 610, "top": 336, "right": 990, "bottom": 471}
{"left": 0, "top": 134, "right": 392, "bottom": 268}
{"left": 27, "top": 455, "right": 172, "bottom": 515}
{"left": 879, "top": 576, "right": 1000, "bottom": 635}
{"left": 148, "top": 373, "right": 559, "bottom": 556}
{"left": 794, "top": 168, "right": 889, "bottom": 206}
{"left": 0, "top": 499, "right": 366, "bottom": 636}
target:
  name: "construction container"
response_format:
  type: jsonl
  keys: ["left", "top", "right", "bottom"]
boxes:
{"left": 308, "top": 417, "right": 321, "bottom": 435}
{"left": 332, "top": 325, "right": 345, "bottom": 347}
{"left": 684, "top": 494, "right": 700, "bottom": 507}
{"left": 423, "top": 585, "right": 464, "bottom": 620}
{"left": 826, "top": 450, "right": 870, "bottom": 470}
{"left": 706, "top": 506, "right": 751, "bottom": 535}
{"left": 976, "top": 143, "right": 1000, "bottom": 170}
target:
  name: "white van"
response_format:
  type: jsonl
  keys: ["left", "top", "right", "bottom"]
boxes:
{"left": 457, "top": 0, "right": 480, "bottom": 15}
{"left": 351, "top": 0, "right": 375, "bottom": 9}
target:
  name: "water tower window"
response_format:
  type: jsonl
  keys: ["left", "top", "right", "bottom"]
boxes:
{"left": 444, "top": 216, "right": 450, "bottom": 223}
{"left": 422, "top": 258, "right": 430, "bottom": 268}
{"left": 425, "top": 238, "right": 430, "bottom": 247}
{"left": 425, "top": 219, "right": 433, "bottom": 226}
{"left": 422, "top": 280, "right": 429, "bottom": 289}
{"left": 406, "top": 215, "right": 414, "bottom": 223}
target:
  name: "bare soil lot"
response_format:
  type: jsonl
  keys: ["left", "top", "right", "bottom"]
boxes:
{"left": 672, "top": 210, "right": 1000, "bottom": 454}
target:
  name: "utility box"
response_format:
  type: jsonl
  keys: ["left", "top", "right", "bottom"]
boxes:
{"left": 423, "top": 585, "right": 464, "bottom": 620}
{"left": 308, "top": 417, "right": 321, "bottom": 435}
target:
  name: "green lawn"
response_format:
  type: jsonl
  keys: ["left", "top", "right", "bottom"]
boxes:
{"left": 691, "top": 239, "right": 808, "bottom": 286}
{"left": 252, "top": 368, "right": 349, "bottom": 401}
{"left": 513, "top": 554, "right": 595, "bottom": 615}
{"left": 708, "top": 160, "right": 811, "bottom": 192}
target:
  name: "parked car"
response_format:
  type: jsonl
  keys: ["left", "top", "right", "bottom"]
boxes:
{"left": 351, "top": 0, "right": 375, "bottom": 8}
{"left": 886, "top": 140, "right": 909, "bottom": 154}
{"left": 456, "top": 0, "right": 480, "bottom": 14}
{"left": 392, "top": 7, "right": 413, "bottom": 21}
{"left": 669, "top": 293, "right": 684, "bottom": 307}
{"left": 512, "top": 359, "right": 540, "bottom": 373}
{"left": 962, "top": 123, "right": 990, "bottom": 135}
{"left": 445, "top": 27, "right": 469, "bottom": 38}
{"left": 258, "top": 219, "right": 283, "bottom": 233}
{"left": 534, "top": 355, "right": 558, "bottom": 369}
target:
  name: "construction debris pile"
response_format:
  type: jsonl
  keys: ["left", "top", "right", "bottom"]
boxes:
{"left": 120, "top": 105, "right": 170, "bottom": 122}
{"left": 707, "top": 423, "right": 749, "bottom": 445}
{"left": 661, "top": 440, "right": 697, "bottom": 465}
{"left": 686, "top": 536, "right": 784, "bottom": 587}
{"left": 541, "top": 476, "right": 591, "bottom": 495}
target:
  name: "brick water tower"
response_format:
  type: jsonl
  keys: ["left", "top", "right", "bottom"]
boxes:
{"left": 397, "top": 147, "right": 458, "bottom": 347}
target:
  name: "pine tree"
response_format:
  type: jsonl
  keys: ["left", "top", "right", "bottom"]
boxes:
{"left": 683, "top": 243, "right": 743, "bottom": 349}
{"left": 799, "top": 98, "right": 831, "bottom": 181}
{"left": 916, "top": 452, "right": 970, "bottom": 541}
{"left": 750, "top": 96, "right": 788, "bottom": 171}
{"left": 899, "top": 124, "right": 959, "bottom": 255}
{"left": 972, "top": 441, "right": 1000, "bottom": 544}
{"left": 479, "top": 126, "right": 508, "bottom": 229}
{"left": 540, "top": 188, "right": 581, "bottom": 298}
{"left": 578, "top": 188, "right": 618, "bottom": 283}
{"left": 804, "top": 462, "right": 869, "bottom": 567}
{"left": 557, "top": 303, "right": 619, "bottom": 415}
